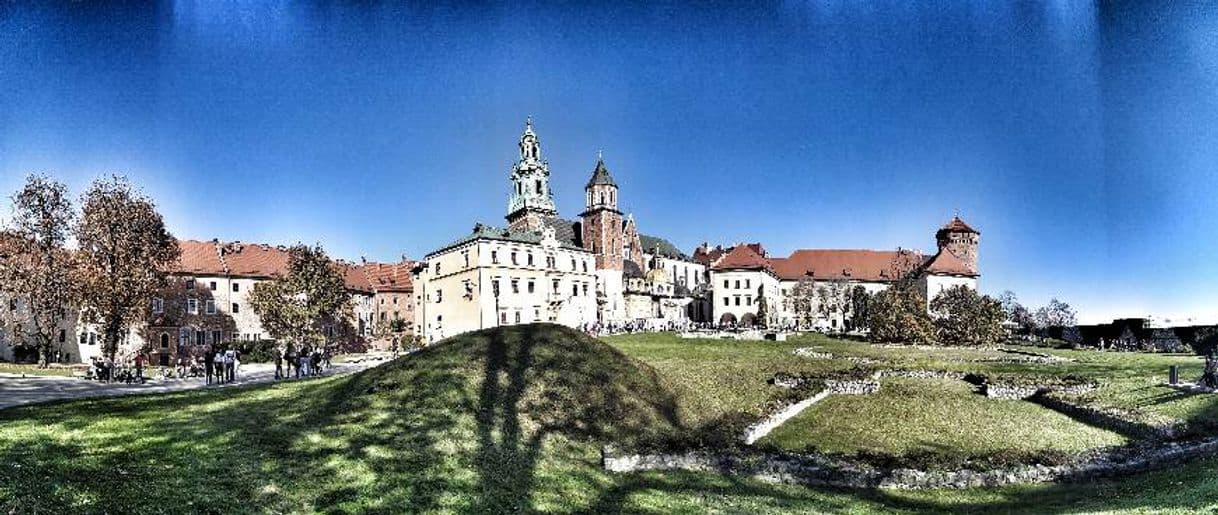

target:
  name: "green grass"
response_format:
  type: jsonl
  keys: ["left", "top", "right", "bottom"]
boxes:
{"left": 3, "top": 326, "right": 1218, "bottom": 513}
{"left": 760, "top": 377, "right": 1127, "bottom": 463}
{"left": 0, "top": 363, "right": 80, "bottom": 377}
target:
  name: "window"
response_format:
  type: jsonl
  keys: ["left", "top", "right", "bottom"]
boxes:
{"left": 187, "top": 298, "right": 198, "bottom": 314}
{"left": 463, "top": 251, "right": 470, "bottom": 267}
{"left": 552, "top": 279, "right": 560, "bottom": 293}
{"left": 79, "top": 333, "right": 86, "bottom": 345}
{"left": 8, "top": 299, "right": 16, "bottom": 310}
{"left": 393, "top": 297, "right": 398, "bottom": 305}
{"left": 232, "top": 282, "right": 240, "bottom": 292}
{"left": 435, "top": 262, "right": 441, "bottom": 275}
{"left": 745, "top": 296, "right": 752, "bottom": 306}
{"left": 534, "top": 308, "right": 540, "bottom": 321}
{"left": 511, "top": 252, "right": 518, "bottom": 265}
{"left": 515, "top": 311, "right": 522, "bottom": 324}
{"left": 393, "top": 310, "right": 400, "bottom": 320}
{"left": 723, "top": 280, "right": 729, "bottom": 288}
{"left": 493, "top": 279, "right": 501, "bottom": 297}
{"left": 179, "top": 327, "right": 191, "bottom": 346}
{"left": 511, "top": 279, "right": 519, "bottom": 294}
{"left": 435, "top": 289, "right": 442, "bottom": 303}
{"left": 185, "top": 277, "right": 195, "bottom": 290}
{"left": 546, "top": 255, "right": 555, "bottom": 268}
{"left": 492, "top": 250, "right": 499, "bottom": 264}
{"left": 723, "top": 297, "right": 729, "bottom": 306}
{"left": 58, "top": 329, "right": 65, "bottom": 343}
{"left": 380, "top": 312, "right": 387, "bottom": 322}
{"left": 571, "top": 258, "right": 577, "bottom": 270}
{"left": 527, "top": 253, "right": 534, "bottom": 266}
{"left": 232, "top": 303, "right": 239, "bottom": 313}
{"left": 582, "top": 261, "right": 588, "bottom": 273}
{"left": 734, "top": 280, "right": 740, "bottom": 289}
{"left": 527, "top": 280, "right": 535, "bottom": 293}
{"left": 212, "top": 330, "right": 222, "bottom": 345}
{"left": 535, "top": 179, "right": 542, "bottom": 194}
{"left": 582, "top": 283, "right": 588, "bottom": 296}
{"left": 151, "top": 297, "right": 163, "bottom": 314}
{"left": 745, "top": 279, "right": 751, "bottom": 289}
{"left": 500, "top": 311, "right": 508, "bottom": 324}
{"left": 572, "top": 284, "right": 578, "bottom": 296}
{"left": 209, "top": 281, "right": 217, "bottom": 291}
{"left": 205, "top": 300, "right": 216, "bottom": 314}
{"left": 735, "top": 297, "right": 741, "bottom": 306}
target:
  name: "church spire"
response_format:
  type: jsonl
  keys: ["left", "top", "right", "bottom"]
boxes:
{"left": 506, "top": 116, "right": 557, "bottom": 231}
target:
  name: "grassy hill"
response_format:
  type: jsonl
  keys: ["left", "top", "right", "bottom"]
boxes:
{"left": 3, "top": 325, "right": 1218, "bottom": 513}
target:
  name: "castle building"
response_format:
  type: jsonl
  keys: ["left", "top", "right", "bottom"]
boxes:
{"left": 412, "top": 119, "right": 709, "bottom": 341}
{"left": 702, "top": 216, "right": 981, "bottom": 330}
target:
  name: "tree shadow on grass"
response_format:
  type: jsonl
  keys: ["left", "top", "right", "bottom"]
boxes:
{"left": 0, "top": 349, "right": 471, "bottom": 514}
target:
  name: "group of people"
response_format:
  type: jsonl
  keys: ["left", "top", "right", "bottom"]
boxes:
{"left": 273, "top": 344, "right": 331, "bottom": 380}
{"left": 87, "top": 354, "right": 146, "bottom": 384}
{"left": 202, "top": 347, "right": 241, "bottom": 385}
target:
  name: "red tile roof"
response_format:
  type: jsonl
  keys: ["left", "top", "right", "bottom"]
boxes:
{"left": 172, "top": 240, "right": 227, "bottom": 275}
{"left": 770, "top": 249, "right": 904, "bottom": 282}
{"left": 923, "top": 250, "right": 978, "bottom": 277}
{"left": 711, "top": 244, "right": 771, "bottom": 271}
{"left": 338, "top": 262, "right": 374, "bottom": 293}
{"left": 359, "top": 261, "right": 414, "bottom": 293}
{"left": 692, "top": 245, "right": 726, "bottom": 266}
{"left": 938, "top": 216, "right": 979, "bottom": 234}
{"left": 221, "top": 242, "right": 291, "bottom": 278}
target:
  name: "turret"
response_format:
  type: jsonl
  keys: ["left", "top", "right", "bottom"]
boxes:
{"left": 935, "top": 215, "right": 980, "bottom": 274}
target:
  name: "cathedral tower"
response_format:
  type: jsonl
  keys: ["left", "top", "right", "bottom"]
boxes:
{"left": 506, "top": 117, "right": 558, "bottom": 232}
{"left": 935, "top": 215, "right": 980, "bottom": 274}
{"left": 581, "top": 154, "right": 623, "bottom": 271}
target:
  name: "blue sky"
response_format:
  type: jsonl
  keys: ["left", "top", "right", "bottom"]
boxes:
{"left": 1, "top": 2, "right": 1215, "bottom": 324}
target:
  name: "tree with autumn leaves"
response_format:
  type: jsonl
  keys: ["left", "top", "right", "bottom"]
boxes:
{"left": 248, "top": 244, "right": 352, "bottom": 354}
{"left": 75, "top": 176, "right": 180, "bottom": 361}
{"left": 0, "top": 175, "right": 82, "bottom": 367}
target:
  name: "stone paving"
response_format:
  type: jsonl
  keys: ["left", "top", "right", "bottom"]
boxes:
{"left": 0, "top": 354, "right": 393, "bottom": 411}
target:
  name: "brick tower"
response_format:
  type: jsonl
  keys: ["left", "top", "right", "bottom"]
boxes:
{"left": 935, "top": 215, "right": 980, "bottom": 274}
{"left": 580, "top": 154, "right": 623, "bottom": 271}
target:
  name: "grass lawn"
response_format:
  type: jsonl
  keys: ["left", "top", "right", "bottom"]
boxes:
{"left": 0, "top": 363, "right": 80, "bottom": 377}
{"left": 2, "top": 326, "right": 1218, "bottom": 513}
{"left": 759, "top": 377, "right": 1127, "bottom": 462}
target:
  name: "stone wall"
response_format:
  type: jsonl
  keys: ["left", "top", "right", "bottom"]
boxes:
{"left": 603, "top": 438, "right": 1218, "bottom": 490}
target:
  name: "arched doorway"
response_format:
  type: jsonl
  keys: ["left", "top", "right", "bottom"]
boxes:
{"left": 158, "top": 333, "right": 171, "bottom": 366}
{"left": 719, "top": 313, "right": 737, "bottom": 326}
{"left": 739, "top": 313, "right": 758, "bottom": 327}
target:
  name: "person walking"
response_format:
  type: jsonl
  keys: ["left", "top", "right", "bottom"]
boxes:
{"left": 204, "top": 347, "right": 215, "bottom": 385}
{"left": 223, "top": 348, "right": 235, "bottom": 383}
{"left": 133, "top": 353, "right": 145, "bottom": 384}
{"left": 274, "top": 347, "right": 284, "bottom": 380}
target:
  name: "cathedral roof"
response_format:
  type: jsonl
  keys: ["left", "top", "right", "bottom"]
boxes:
{"left": 542, "top": 217, "right": 584, "bottom": 248}
{"left": 586, "top": 158, "right": 617, "bottom": 188}
{"left": 623, "top": 259, "right": 645, "bottom": 279}
{"left": 640, "top": 234, "right": 688, "bottom": 260}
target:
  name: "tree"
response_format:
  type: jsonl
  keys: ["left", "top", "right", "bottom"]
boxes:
{"left": 1034, "top": 298, "right": 1077, "bottom": 329}
{"left": 76, "top": 176, "right": 180, "bottom": 361}
{"left": 868, "top": 285, "right": 935, "bottom": 344}
{"left": 787, "top": 276, "right": 818, "bottom": 329}
{"left": 997, "top": 290, "right": 1035, "bottom": 335}
{"left": 849, "top": 285, "right": 872, "bottom": 332}
{"left": 887, "top": 247, "right": 924, "bottom": 289}
{"left": 929, "top": 286, "right": 1005, "bottom": 346}
{"left": 0, "top": 175, "right": 82, "bottom": 366}
{"left": 815, "top": 280, "right": 850, "bottom": 332}
{"left": 248, "top": 244, "right": 352, "bottom": 353}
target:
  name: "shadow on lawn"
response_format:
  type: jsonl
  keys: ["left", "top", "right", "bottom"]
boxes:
{"left": 0, "top": 350, "right": 470, "bottom": 513}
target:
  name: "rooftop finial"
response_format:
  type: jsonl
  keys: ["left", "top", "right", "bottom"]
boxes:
{"left": 597, "top": 149, "right": 603, "bottom": 161}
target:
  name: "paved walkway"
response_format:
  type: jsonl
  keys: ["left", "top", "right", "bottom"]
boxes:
{"left": 0, "top": 354, "right": 394, "bottom": 411}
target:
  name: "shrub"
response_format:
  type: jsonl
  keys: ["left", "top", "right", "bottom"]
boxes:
{"left": 929, "top": 286, "right": 1005, "bottom": 347}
